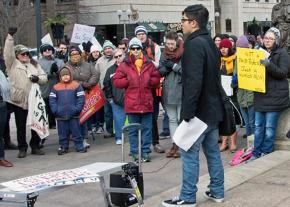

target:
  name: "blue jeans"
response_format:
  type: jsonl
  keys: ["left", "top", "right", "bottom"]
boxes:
{"left": 162, "top": 112, "right": 170, "bottom": 134}
{"left": 180, "top": 124, "right": 224, "bottom": 203}
{"left": 164, "top": 104, "right": 181, "bottom": 140}
{"left": 111, "top": 102, "right": 126, "bottom": 141}
{"left": 128, "top": 113, "right": 152, "bottom": 155}
{"left": 57, "top": 119, "right": 84, "bottom": 150}
{"left": 0, "top": 103, "right": 7, "bottom": 159}
{"left": 253, "top": 111, "right": 280, "bottom": 157}
{"left": 240, "top": 106, "right": 255, "bottom": 136}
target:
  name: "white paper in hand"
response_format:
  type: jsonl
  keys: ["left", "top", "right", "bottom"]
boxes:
{"left": 173, "top": 118, "right": 208, "bottom": 151}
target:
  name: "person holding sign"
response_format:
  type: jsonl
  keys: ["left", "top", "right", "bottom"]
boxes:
{"left": 248, "top": 27, "right": 290, "bottom": 162}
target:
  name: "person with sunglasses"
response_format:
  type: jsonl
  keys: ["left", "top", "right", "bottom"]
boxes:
{"left": 3, "top": 27, "right": 48, "bottom": 158}
{"left": 103, "top": 48, "right": 126, "bottom": 145}
{"left": 38, "top": 43, "right": 65, "bottom": 131}
{"left": 113, "top": 37, "right": 161, "bottom": 162}
{"left": 135, "top": 25, "right": 165, "bottom": 154}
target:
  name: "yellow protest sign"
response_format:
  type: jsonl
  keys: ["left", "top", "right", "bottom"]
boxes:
{"left": 237, "top": 48, "right": 266, "bottom": 93}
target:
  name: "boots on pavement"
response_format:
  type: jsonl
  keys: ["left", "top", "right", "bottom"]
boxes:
{"left": 229, "top": 132, "right": 237, "bottom": 153}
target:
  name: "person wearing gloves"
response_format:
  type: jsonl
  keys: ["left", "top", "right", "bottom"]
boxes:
{"left": 38, "top": 43, "right": 65, "bottom": 130}
{"left": 65, "top": 46, "right": 98, "bottom": 149}
{"left": 49, "top": 67, "right": 86, "bottom": 155}
{"left": 95, "top": 40, "right": 116, "bottom": 138}
{"left": 4, "top": 27, "right": 47, "bottom": 158}
{"left": 248, "top": 27, "right": 290, "bottom": 162}
{"left": 158, "top": 31, "right": 184, "bottom": 158}
{"left": 113, "top": 37, "right": 161, "bottom": 162}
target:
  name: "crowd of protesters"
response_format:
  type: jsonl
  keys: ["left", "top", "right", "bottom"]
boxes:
{"left": 0, "top": 6, "right": 289, "bottom": 176}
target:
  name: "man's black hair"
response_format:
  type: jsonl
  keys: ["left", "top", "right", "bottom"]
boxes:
{"left": 165, "top": 31, "right": 178, "bottom": 41}
{"left": 182, "top": 4, "right": 209, "bottom": 29}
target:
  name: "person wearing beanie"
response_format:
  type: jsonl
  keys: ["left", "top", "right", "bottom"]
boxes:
{"left": 135, "top": 25, "right": 165, "bottom": 154}
{"left": 219, "top": 37, "right": 238, "bottom": 153}
{"left": 66, "top": 45, "right": 98, "bottom": 149}
{"left": 229, "top": 35, "right": 237, "bottom": 51}
{"left": 38, "top": 43, "right": 64, "bottom": 130}
{"left": 88, "top": 44, "right": 102, "bottom": 65}
{"left": 113, "top": 36, "right": 161, "bottom": 162}
{"left": 4, "top": 27, "right": 48, "bottom": 158}
{"left": 234, "top": 35, "right": 255, "bottom": 141}
{"left": 219, "top": 38, "right": 236, "bottom": 75}
{"left": 248, "top": 27, "right": 290, "bottom": 162}
{"left": 49, "top": 66, "right": 86, "bottom": 155}
{"left": 95, "top": 40, "right": 116, "bottom": 138}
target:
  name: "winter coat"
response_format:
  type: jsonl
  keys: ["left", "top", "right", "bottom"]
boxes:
{"left": 103, "top": 63, "right": 125, "bottom": 106}
{"left": 158, "top": 55, "right": 182, "bottom": 105}
{"left": 38, "top": 57, "right": 64, "bottom": 98}
{"left": 95, "top": 55, "right": 115, "bottom": 88}
{"left": 113, "top": 54, "right": 160, "bottom": 113}
{"left": 254, "top": 46, "right": 290, "bottom": 112}
{"left": 4, "top": 34, "right": 47, "bottom": 110}
{"left": 49, "top": 72, "right": 85, "bottom": 120}
{"left": 65, "top": 60, "right": 98, "bottom": 89}
{"left": 180, "top": 28, "right": 223, "bottom": 125}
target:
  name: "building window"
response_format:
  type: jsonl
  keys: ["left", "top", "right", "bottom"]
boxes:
{"left": 277, "top": 0, "right": 280, "bottom": 2}
{"left": 226, "top": 19, "right": 232, "bottom": 32}
{"left": 245, "top": 0, "right": 249, "bottom": 1}
{"left": 255, "top": 0, "right": 259, "bottom": 2}
{"left": 57, "top": 0, "right": 73, "bottom": 2}
{"left": 265, "top": 0, "right": 269, "bottom": 2}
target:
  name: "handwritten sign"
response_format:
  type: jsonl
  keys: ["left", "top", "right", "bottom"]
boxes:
{"left": 237, "top": 48, "right": 266, "bottom": 93}
{"left": 41, "top": 33, "right": 53, "bottom": 46}
{"left": 80, "top": 85, "right": 105, "bottom": 125}
{"left": 1, "top": 168, "right": 99, "bottom": 192}
{"left": 71, "top": 24, "right": 96, "bottom": 44}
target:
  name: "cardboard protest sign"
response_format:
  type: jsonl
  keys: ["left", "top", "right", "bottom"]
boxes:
{"left": 27, "top": 84, "right": 49, "bottom": 139}
{"left": 237, "top": 48, "right": 266, "bottom": 93}
{"left": 71, "top": 24, "right": 96, "bottom": 44}
{"left": 80, "top": 85, "right": 105, "bottom": 125}
{"left": 41, "top": 33, "right": 53, "bottom": 46}
{"left": 1, "top": 168, "right": 99, "bottom": 192}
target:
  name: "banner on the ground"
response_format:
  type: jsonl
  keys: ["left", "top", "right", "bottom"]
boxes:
{"left": 80, "top": 85, "right": 105, "bottom": 125}
{"left": 237, "top": 48, "right": 266, "bottom": 93}
{"left": 71, "top": 24, "right": 96, "bottom": 44}
{"left": 0, "top": 168, "right": 99, "bottom": 192}
{"left": 27, "top": 83, "right": 49, "bottom": 139}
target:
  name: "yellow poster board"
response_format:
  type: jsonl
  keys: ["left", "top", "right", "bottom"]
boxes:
{"left": 237, "top": 48, "right": 266, "bottom": 93}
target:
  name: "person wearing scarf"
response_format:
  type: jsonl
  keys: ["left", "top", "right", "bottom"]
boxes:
{"left": 219, "top": 38, "right": 239, "bottom": 153}
{"left": 158, "top": 31, "right": 184, "bottom": 158}
{"left": 113, "top": 37, "right": 160, "bottom": 162}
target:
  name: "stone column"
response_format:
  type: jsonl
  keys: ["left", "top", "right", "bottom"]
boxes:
{"left": 275, "top": 79, "right": 290, "bottom": 150}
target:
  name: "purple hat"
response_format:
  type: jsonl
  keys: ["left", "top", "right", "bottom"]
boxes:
{"left": 236, "top": 35, "right": 249, "bottom": 48}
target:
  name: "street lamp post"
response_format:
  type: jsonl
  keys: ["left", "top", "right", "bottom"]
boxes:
{"left": 116, "top": 9, "right": 132, "bottom": 38}
{"left": 35, "top": 0, "right": 42, "bottom": 57}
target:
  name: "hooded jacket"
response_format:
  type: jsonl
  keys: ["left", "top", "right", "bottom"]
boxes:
{"left": 49, "top": 68, "right": 85, "bottom": 120}
{"left": 113, "top": 53, "right": 160, "bottom": 113}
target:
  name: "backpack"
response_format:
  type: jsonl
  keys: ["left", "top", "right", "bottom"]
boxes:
{"left": 229, "top": 147, "right": 253, "bottom": 166}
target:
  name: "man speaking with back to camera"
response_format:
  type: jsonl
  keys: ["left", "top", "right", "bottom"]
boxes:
{"left": 162, "top": 4, "right": 225, "bottom": 207}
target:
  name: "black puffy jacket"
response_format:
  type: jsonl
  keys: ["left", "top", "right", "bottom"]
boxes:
{"left": 254, "top": 46, "right": 290, "bottom": 112}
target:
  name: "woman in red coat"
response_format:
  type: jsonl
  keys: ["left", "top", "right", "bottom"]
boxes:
{"left": 113, "top": 37, "right": 160, "bottom": 162}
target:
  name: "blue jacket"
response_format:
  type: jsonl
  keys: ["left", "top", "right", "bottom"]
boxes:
{"left": 49, "top": 80, "right": 85, "bottom": 120}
